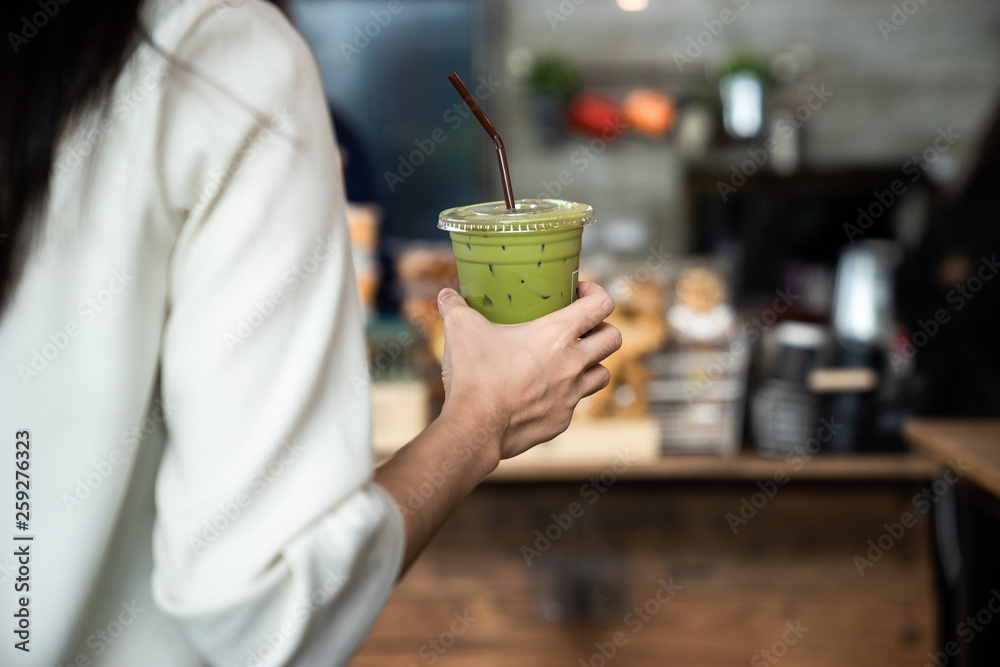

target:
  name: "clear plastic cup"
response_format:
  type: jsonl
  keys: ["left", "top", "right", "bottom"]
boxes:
{"left": 438, "top": 198, "right": 594, "bottom": 324}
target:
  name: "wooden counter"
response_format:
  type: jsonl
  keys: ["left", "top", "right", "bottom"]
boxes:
{"left": 359, "top": 385, "right": 948, "bottom": 666}
{"left": 373, "top": 382, "right": 942, "bottom": 483}
{"left": 902, "top": 418, "right": 1000, "bottom": 666}
{"left": 491, "top": 450, "right": 942, "bottom": 482}
{"left": 902, "top": 419, "right": 1000, "bottom": 498}
{"left": 355, "top": 476, "right": 939, "bottom": 666}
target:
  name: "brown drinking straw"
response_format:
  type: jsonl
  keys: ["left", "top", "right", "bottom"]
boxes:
{"left": 447, "top": 72, "right": 515, "bottom": 210}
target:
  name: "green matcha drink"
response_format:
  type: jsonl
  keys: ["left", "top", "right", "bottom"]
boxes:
{"left": 438, "top": 199, "right": 594, "bottom": 324}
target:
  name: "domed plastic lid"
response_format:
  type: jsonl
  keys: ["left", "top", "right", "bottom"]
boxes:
{"left": 438, "top": 198, "right": 594, "bottom": 233}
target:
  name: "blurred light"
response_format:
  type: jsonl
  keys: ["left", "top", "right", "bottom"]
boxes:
{"left": 926, "top": 152, "right": 958, "bottom": 184}
{"left": 676, "top": 105, "right": 713, "bottom": 158}
{"left": 768, "top": 111, "right": 799, "bottom": 175}
{"left": 505, "top": 47, "right": 533, "bottom": 79}
{"left": 565, "top": 92, "right": 623, "bottom": 139}
{"left": 833, "top": 250, "right": 878, "bottom": 345}
{"left": 622, "top": 88, "right": 675, "bottom": 136}
{"left": 719, "top": 71, "right": 762, "bottom": 139}
{"left": 616, "top": 0, "right": 649, "bottom": 11}
{"left": 832, "top": 241, "right": 900, "bottom": 348}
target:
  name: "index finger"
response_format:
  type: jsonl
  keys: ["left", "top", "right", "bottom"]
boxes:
{"left": 547, "top": 281, "right": 615, "bottom": 338}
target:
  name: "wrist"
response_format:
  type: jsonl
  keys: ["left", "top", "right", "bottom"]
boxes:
{"left": 436, "top": 399, "right": 504, "bottom": 477}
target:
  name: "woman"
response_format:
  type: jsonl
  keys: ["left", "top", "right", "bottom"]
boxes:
{"left": 0, "top": 1, "right": 621, "bottom": 665}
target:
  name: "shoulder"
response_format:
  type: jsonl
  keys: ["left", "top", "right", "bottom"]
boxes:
{"left": 149, "top": 0, "right": 320, "bottom": 112}
{"left": 145, "top": 0, "right": 336, "bottom": 214}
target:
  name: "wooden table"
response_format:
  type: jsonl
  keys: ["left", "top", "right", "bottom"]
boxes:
{"left": 903, "top": 419, "right": 1000, "bottom": 667}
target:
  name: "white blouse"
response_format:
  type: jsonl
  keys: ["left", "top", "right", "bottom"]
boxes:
{"left": 0, "top": 1, "right": 403, "bottom": 665}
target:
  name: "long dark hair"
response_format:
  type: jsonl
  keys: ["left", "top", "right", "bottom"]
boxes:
{"left": 0, "top": 0, "right": 144, "bottom": 315}
{"left": 0, "top": 0, "right": 295, "bottom": 317}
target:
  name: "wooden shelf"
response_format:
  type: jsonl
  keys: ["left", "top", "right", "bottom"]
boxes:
{"left": 485, "top": 415, "right": 940, "bottom": 482}
{"left": 489, "top": 450, "right": 942, "bottom": 483}
{"left": 370, "top": 383, "right": 943, "bottom": 483}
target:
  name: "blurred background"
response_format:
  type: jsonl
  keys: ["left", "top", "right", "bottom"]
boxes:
{"left": 284, "top": 0, "right": 1000, "bottom": 664}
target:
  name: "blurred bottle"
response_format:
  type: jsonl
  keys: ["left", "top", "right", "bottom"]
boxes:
{"left": 825, "top": 240, "right": 902, "bottom": 451}
{"left": 751, "top": 321, "right": 830, "bottom": 458}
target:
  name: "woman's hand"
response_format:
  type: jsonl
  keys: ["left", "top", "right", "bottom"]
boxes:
{"left": 436, "top": 281, "right": 622, "bottom": 466}
{"left": 375, "top": 281, "right": 621, "bottom": 571}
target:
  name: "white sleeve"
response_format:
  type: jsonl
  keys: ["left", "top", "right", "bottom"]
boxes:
{"left": 148, "top": 3, "right": 403, "bottom": 665}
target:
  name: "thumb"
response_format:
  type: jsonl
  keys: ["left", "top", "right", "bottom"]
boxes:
{"left": 437, "top": 287, "right": 468, "bottom": 320}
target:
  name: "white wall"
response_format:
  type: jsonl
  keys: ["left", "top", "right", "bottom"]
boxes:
{"left": 486, "top": 0, "right": 1000, "bottom": 255}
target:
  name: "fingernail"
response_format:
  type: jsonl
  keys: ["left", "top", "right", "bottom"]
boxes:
{"left": 438, "top": 288, "right": 456, "bottom": 305}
